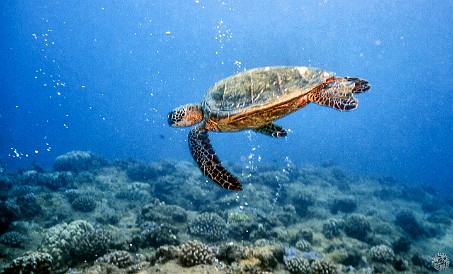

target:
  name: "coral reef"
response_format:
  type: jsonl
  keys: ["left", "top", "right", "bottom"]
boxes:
{"left": 229, "top": 243, "right": 279, "bottom": 271}
{"left": 154, "top": 244, "right": 181, "bottom": 264}
{"left": 421, "top": 197, "right": 443, "bottom": 212}
{"left": 41, "top": 171, "right": 75, "bottom": 190}
{"left": 253, "top": 245, "right": 279, "bottom": 269}
{"left": 70, "top": 229, "right": 113, "bottom": 263}
{"left": 302, "top": 251, "right": 322, "bottom": 262}
{"left": 310, "top": 259, "right": 338, "bottom": 274}
{"left": 426, "top": 209, "right": 452, "bottom": 225}
{"left": 125, "top": 162, "right": 161, "bottom": 182}
{"left": 140, "top": 200, "right": 188, "bottom": 223}
{"left": 344, "top": 214, "right": 371, "bottom": 241}
{"left": 290, "top": 190, "right": 315, "bottom": 216}
{"left": 322, "top": 219, "right": 344, "bottom": 239}
{"left": 1, "top": 152, "right": 451, "bottom": 274}
{"left": 123, "top": 159, "right": 176, "bottom": 182}
{"left": 252, "top": 169, "right": 291, "bottom": 189}
{"left": 330, "top": 167, "right": 348, "bottom": 182}
{"left": 71, "top": 195, "right": 97, "bottom": 212}
{"left": 64, "top": 188, "right": 84, "bottom": 201}
{"left": 392, "top": 237, "right": 411, "bottom": 254}
{"left": 226, "top": 211, "right": 260, "bottom": 240}
{"left": 0, "top": 201, "right": 19, "bottom": 234}
{"left": 0, "top": 174, "right": 14, "bottom": 191}
{"left": 11, "top": 185, "right": 40, "bottom": 197}
{"left": 53, "top": 150, "right": 108, "bottom": 173}
{"left": 19, "top": 170, "right": 43, "bottom": 185}
{"left": 394, "top": 210, "right": 426, "bottom": 239}
{"left": 296, "top": 229, "right": 314, "bottom": 244}
{"left": 95, "top": 250, "right": 136, "bottom": 268}
{"left": 330, "top": 247, "right": 363, "bottom": 269}
{"left": 295, "top": 239, "right": 312, "bottom": 252}
{"left": 188, "top": 212, "right": 227, "bottom": 242}
{"left": 1, "top": 251, "right": 53, "bottom": 274}
{"left": 411, "top": 253, "right": 436, "bottom": 271}
{"left": 95, "top": 213, "right": 120, "bottom": 225}
{"left": 114, "top": 182, "right": 153, "bottom": 205}
{"left": 39, "top": 220, "right": 94, "bottom": 273}
{"left": 393, "top": 257, "right": 410, "bottom": 271}
{"left": 283, "top": 256, "right": 310, "bottom": 273}
{"left": 0, "top": 231, "right": 27, "bottom": 248}
{"left": 329, "top": 197, "right": 357, "bottom": 214}
{"left": 16, "top": 193, "right": 42, "bottom": 217}
{"left": 179, "top": 240, "right": 214, "bottom": 267}
{"left": 140, "top": 222, "right": 180, "bottom": 248}
{"left": 369, "top": 244, "right": 395, "bottom": 263}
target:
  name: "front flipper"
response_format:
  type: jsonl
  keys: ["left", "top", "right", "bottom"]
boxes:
{"left": 308, "top": 77, "right": 370, "bottom": 111}
{"left": 189, "top": 127, "right": 242, "bottom": 191}
{"left": 254, "top": 123, "right": 287, "bottom": 138}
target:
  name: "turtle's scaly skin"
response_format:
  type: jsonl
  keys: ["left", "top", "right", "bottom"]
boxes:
{"left": 168, "top": 66, "right": 371, "bottom": 191}
{"left": 188, "top": 127, "right": 241, "bottom": 190}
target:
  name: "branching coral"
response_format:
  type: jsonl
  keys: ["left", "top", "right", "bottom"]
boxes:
{"left": 96, "top": 250, "right": 136, "bottom": 268}
{"left": 394, "top": 210, "right": 425, "bottom": 239}
{"left": 344, "top": 214, "right": 371, "bottom": 241}
{"left": 0, "top": 201, "right": 19, "bottom": 234}
{"left": 284, "top": 256, "right": 310, "bottom": 273}
{"left": 291, "top": 191, "right": 315, "bottom": 216}
{"left": 141, "top": 201, "right": 188, "bottom": 223}
{"left": 39, "top": 220, "right": 94, "bottom": 273}
{"left": 322, "top": 219, "right": 345, "bottom": 239}
{"left": 188, "top": 212, "right": 227, "bottom": 242}
{"left": 71, "top": 196, "right": 97, "bottom": 212}
{"left": 295, "top": 239, "right": 312, "bottom": 252}
{"left": 140, "top": 222, "right": 180, "bottom": 248}
{"left": 369, "top": 244, "right": 395, "bottom": 263}
{"left": 0, "top": 231, "right": 27, "bottom": 248}
{"left": 330, "top": 198, "right": 357, "bottom": 214}
{"left": 0, "top": 174, "right": 14, "bottom": 191}
{"left": 2, "top": 251, "right": 53, "bottom": 274}
{"left": 70, "top": 229, "right": 113, "bottom": 263}
{"left": 310, "top": 259, "right": 338, "bottom": 274}
{"left": 41, "top": 171, "right": 75, "bottom": 190}
{"left": 179, "top": 240, "right": 214, "bottom": 267}
{"left": 54, "top": 151, "right": 108, "bottom": 173}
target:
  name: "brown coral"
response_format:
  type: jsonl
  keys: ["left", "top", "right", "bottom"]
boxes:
{"left": 179, "top": 240, "right": 214, "bottom": 267}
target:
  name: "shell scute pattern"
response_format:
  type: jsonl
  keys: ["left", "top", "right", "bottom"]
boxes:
{"left": 204, "top": 67, "right": 329, "bottom": 116}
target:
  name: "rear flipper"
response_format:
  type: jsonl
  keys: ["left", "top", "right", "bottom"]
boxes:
{"left": 189, "top": 126, "right": 242, "bottom": 191}
{"left": 308, "top": 77, "right": 371, "bottom": 111}
{"left": 254, "top": 123, "right": 287, "bottom": 138}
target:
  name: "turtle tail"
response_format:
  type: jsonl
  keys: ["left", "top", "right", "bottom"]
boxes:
{"left": 189, "top": 126, "right": 243, "bottom": 191}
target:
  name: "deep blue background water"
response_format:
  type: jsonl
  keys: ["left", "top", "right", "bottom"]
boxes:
{"left": 1, "top": 1, "right": 452, "bottom": 195}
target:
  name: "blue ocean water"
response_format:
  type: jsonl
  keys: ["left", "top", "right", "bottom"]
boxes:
{"left": 1, "top": 0, "right": 452, "bottom": 195}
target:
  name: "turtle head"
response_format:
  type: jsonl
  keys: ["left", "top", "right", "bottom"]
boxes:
{"left": 168, "top": 104, "right": 203, "bottom": 127}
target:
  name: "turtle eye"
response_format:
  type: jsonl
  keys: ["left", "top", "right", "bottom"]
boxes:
{"left": 323, "top": 81, "right": 334, "bottom": 90}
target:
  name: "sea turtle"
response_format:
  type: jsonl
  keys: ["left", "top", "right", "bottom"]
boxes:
{"left": 168, "top": 66, "right": 371, "bottom": 191}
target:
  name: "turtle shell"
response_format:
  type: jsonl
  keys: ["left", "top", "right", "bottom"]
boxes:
{"left": 202, "top": 66, "right": 334, "bottom": 118}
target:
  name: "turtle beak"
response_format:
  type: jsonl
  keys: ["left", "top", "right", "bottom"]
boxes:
{"left": 350, "top": 78, "right": 371, "bottom": 93}
{"left": 167, "top": 111, "right": 178, "bottom": 126}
